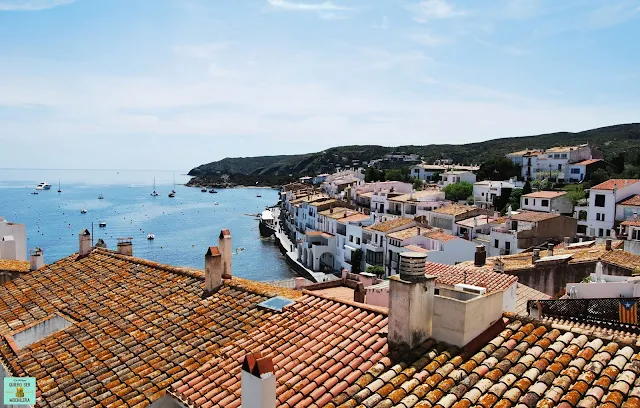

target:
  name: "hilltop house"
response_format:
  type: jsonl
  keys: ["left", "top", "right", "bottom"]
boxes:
{"left": 585, "top": 179, "right": 640, "bottom": 238}
{"left": 506, "top": 144, "right": 598, "bottom": 182}
{"left": 410, "top": 163, "right": 446, "bottom": 182}
{"left": 428, "top": 204, "right": 491, "bottom": 235}
{"left": 520, "top": 191, "right": 573, "bottom": 215}
{"left": 440, "top": 170, "right": 477, "bottom": 187}
{"left": 472, "top": 180, "right": 518, "bottom": 210}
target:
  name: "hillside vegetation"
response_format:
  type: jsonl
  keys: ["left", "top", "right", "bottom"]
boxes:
{"left": 188, "top": 123, "right": 640, "bottom": 182}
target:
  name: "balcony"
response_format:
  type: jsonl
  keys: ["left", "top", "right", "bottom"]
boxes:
{"left": 365, "top": 242, "right": 384, "bottom": 252}
{"left": 387, "top": 209, "right": 402, "bottom": 216}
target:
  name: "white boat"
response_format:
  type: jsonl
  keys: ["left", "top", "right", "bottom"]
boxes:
{"left": 147, "top": 233, "right": 155, "bottom": 240}
{"left": 57, "top": 179, "right": 61, "bottom": 193}
{"left": 214, "top": 202, "right": 219, "bottom": 205}
{"left": 36, "top": 182, "right": 51, "bottom": 190}
{"left": 99, "top": 221, "right": 107, "bottom": 227}
{"left": 81, "top": 209, "right": 87, "bottom": 214}
{"left": 98, "top": 194, "right": 104, "bottom": 200}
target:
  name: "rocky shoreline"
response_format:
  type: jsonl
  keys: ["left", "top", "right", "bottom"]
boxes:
{"left": 185, "top": 176, "right": 280, "bottom": 189}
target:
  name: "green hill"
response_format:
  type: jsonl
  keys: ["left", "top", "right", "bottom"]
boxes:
{"left": 188, "top": 123, "right": 640, "bottom": 180}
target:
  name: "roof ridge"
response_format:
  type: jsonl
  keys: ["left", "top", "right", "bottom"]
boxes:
{"left": 94, "top": 247, "right": 205, "bottom": 280}
{"left": 301, "top": 290, "right": 389, "bottom": 315}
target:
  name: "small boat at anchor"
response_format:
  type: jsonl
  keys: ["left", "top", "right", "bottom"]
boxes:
{"left": 209, "top": 189, "right": 217, "bottom": 194}
{"left": 99, "top": 221, "right": 107, "bottom": 227}
{"left": 201, "top": 188, "right": 207, "bottom": 192}
{"left": 98, "top": 194, "right": 104, "bottom": 200}
{"left": 81, "top": 209, "right": 87, "bottom": 214}
{"left": 147, "top": 233, "right": 155, "bottom": 240}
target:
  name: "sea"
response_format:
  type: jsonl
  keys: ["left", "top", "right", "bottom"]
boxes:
{"left": 0, "top": 169, "right": 295, "bottom": 282}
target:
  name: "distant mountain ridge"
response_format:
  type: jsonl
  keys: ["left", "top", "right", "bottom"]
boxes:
{"left": 188, "top": 123, "right": 640, "bottom": 178}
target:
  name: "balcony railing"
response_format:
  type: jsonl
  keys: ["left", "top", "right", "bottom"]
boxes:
{"left": 387, "top": 209, "right": 402, "bottom": 215}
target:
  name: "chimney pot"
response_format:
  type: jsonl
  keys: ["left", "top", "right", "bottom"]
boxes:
{"left": 219, "top": 229, "right": 232, "bottom": 279}
{"left": 606, "top": 239, "right": 612, "bottom": 251}
{"left": 241, "top": 352, "right": 276, "bottom": 408}
{"left": 474, "top": 245, "right": 486, "bottom": 267}
{"left": 29, "top": 247, "right": 44, "bottom": 271}
{"left": 117, "top": 237, "right": 133, "bottom": 256}
{"left": 532, "top": 248, "right": 540, "bottom": 264}
{"left": 205, "top": 246, "right": 223, "bottom": 293}
{"left": 79, "top": 229, "right": 91, "bottom": 256}
{"left": 547, "top": 244, "right": 554, "bottom": 257}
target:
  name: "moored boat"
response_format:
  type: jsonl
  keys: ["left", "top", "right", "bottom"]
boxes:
{"left": 259, "top": 209, "right": 276, "bottom": 237}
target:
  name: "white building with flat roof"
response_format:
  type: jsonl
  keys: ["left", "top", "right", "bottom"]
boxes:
{"left": 0, "top": 217, "right": 27, "bottom": 261}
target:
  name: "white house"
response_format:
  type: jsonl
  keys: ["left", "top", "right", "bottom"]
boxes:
{"left": 428, "top": 204, "right": 488, "bottom": 235}
{"left": 473, "top": 180, "right": 516, "bottom": 209}
{"left": 403, "top": 229, "right": 479, "bottom": 266}
{"left": 587, "top": 179, "right": 640, "bottom": 238}
{"left": 520, "top": 191, "right": 573, "bottom": 215}
{"left": 386, "top": 189, "right": 449, "bottom": 218}
{"left": 410, "top": 164, "right": 446, "bottom": 182}
{"left": 506, "top": 145, "right": 596, "bottom": 183}
{"left": 566, "top": 159, "right": 603, "bottom": 183}
{"left": 0, "top": 217, "right": 27, "bottom": 261}
{"left": 353, "top": 181, "right": 412, "bottom": 210}
{"left": 440, "top": 171, "right": 476, "bottom": 187}
{"left": 362, "top": 218, "right": 416, "bottom": 276}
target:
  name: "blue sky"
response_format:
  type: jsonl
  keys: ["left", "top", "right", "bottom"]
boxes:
{"left": 0, "top": 0, "right": 639, "bottom": 171}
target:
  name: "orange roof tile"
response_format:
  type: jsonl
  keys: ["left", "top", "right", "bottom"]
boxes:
{"left": 426, "top": 262, "right": 518, "bottom": 293}
{"left": 575, "top": 158, "right": 602, "bottom": 166}
{"left": 0, "top": 259, "right": 30, "bottom": 273}
{"left": 365, "top": 218, "right": 414, "bottom": 233}
{"left": 0, "top": 249, "right": 299, "bottom": 407}
{"left": 620, "top": 195, "right": 640, "bottom": 206}
{"left": 510, "top": 211, "right": 560, "bottom": 222}
{"left": 424, "top": 230, "right": 457, "bottom": 242}
{"left": 592, "top": 178, "right": 640, "bottom": 190}
{"left": 622, "top": 219, "right": 640, "bottom": 227}
{"left": 432, "top": 204, "right": 477, "bottom": 216}
{"left": 522, "top": 191, "right": 567, "bottom": 199}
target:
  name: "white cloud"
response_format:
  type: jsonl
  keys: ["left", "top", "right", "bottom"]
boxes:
{"left": 0, "top": 0, "right": 74, "bottom": 11}
{"left": 408, "top": 32, "right": 449, "bottom": 47}
{"left": 267, "top": 0, "right": 349, "bottom": 12}
{"left": 409, "top": 0, "right": 467, "bottom": 22}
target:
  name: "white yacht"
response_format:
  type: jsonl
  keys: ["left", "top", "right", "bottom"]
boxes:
{"left": 35, "top": 182, "right": 51, "bottom": 190}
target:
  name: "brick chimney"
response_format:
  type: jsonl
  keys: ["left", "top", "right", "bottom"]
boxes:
{"left": 388, "top": 252, "right": 435, "bottom": 350}
{"left": 117, "top": 237, "right": 133, "bottom": 256}
{"left": 474, "top": 245, "right": 486, "bottom": 267}
{"left": 29, "top": 247, "right": 44, "bottom": 271}
{"left": 241, "top": 352, "right": 276, "bottom": 408}
{"left": 205, "top": 246, "right": 223, "bottom": 293}
{"left": 79, "top": 229, "right": 91, "bottom": 256}
{"left": 219, "top": 229, "right": 232, "bottom": 279}
{"left": 532, "top": 248, "right": 540, "bottom": 264}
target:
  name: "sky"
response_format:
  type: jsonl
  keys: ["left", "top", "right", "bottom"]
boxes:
{"left": 0, "top": 0, "right": 639, "bottom": 171}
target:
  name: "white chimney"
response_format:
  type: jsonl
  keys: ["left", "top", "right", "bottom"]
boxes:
{"left": 241, "top": 352, "right": 276, "bottom": 408}
{"left": 117, "top": 237, "right": 133, "bottom": 256}
{"left": 205, "top": 246, "right": 223, "bottom": 293}
{"left": 29, "top": 247, "right": 44, "bottom": 271}
{"left": 79, "top": 229, "right": 91, "bottom": 256}
{"left": 388, "top": 252, "right": 435, "bottom": 350}
{"left": 219, "top": 229, "right": 232, "bottom": 279}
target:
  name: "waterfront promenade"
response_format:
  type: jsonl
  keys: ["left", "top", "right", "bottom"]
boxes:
{"left": 271, "top": 207, "right": 338, "bottom": 283}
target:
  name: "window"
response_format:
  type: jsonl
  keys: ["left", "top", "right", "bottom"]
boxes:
{"left": 349, "top": 235, "right": 353, "bottom": 242}
{"left": 606, "top": 229, "right": 611, "bottom": 237}
{"left": 562, "top": 154, "right": 567, "bottom": 158}
{"left": 524, "top": 198, "right": 529, "bottom": 205}
{"left": 366, "top": 250, "right": 383, "bottom": 265}
{"left": 533, "top": 199, "right": 536, "bottom": 205}
{"left": 596, "top": 213, "right": 600, "bottom": 221}
{"left": 11, "top": 315, "right": 73, "bottom": 350}
{"left": 557, "top": 164, "right": 562, "bottom": 171}
{"left": 594, "top": 194, "right": 606, "bottom": 207}
{"left": 602, "top": 214, "right": 605, "bottom": 221}
{"left": 482, "top": 192, "right": 485, "bottom": 196}
{"left": 571, "top": 168, "right": 580, "bottom": 174}
{"left": 356, "top": 237, "right": 360, "bottom": 245}
{"left": 541, "top": 199, "right": 549, "bottom": 207}
{"left": 599, "top": 228, "right": 604, "bottom": 237}
{"left": 494, "top": 239, "right": 499, "bottom": 248}
{"left": 505, "top": 242, "right": 511, "bottom": 250}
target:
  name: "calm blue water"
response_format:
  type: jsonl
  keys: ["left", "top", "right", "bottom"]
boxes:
{"left": 0, "top": 169, "right": 294, "bottom": 281}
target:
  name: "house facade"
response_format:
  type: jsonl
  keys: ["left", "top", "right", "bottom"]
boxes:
{"left": 520, "top": 191, "right": 573, "bottom": 215}
{"left": 586, "top": 179, "right": 640, "bottom": 238}
{"left": 0, "top": 216, "right": 27, "bottom": 261}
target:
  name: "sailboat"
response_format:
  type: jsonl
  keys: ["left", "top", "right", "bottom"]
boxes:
{"left": 169, "top": 174, "right": 176, "bottom": 197}
{"left": 151, "top": 177, "right": 159, "bottom": 197}
{"left": 57, "top": 179, "right": 61, "bottom": 193}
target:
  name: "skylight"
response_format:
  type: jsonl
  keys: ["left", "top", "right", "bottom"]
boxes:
{"left": 258, "top": 296, "right": 295, "bottom": 312}
{"left": 11, "top": 315, "right": 73, "bottom": 350}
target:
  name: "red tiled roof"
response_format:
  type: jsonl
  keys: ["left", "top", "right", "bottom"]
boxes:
{"left": 622, "top": 219, "right": 640, "bottom": 227}
{"left": 0, "top": 249, "right": 300, "bottom": 407}
{"left": 169, "top": 292, "right": 389, "bottom": 408}
{"left": 620, "top": 195, "right": 640, "bottom": 206}
{"left": 328, "top": 316, "right": 640, "bottom": 408}
{"left": 575, "top": 158, "right": 602, "bottom": 166}
{"left": 424, "top": 230, "right": 457, "bottom": 242}
{"left": 592, "top": 178, "right": 640, "bottom": 190}
{"left": 426, "top": 262, "right": 518, "bottom": 293}
{"left": 516, "top": 283, "right": 551, "bottom": 316}
{"left": 0, "top": 259, "right": 30, "bottom": 273}
{"left": 522, "top": 191, "right": 567, "bottom": 199}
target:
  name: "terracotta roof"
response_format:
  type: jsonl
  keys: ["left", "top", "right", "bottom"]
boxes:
{"left": 510, "top": 211, "right": 560, "bottom": 222}
{"left": 539, "top": 315, "right": 640, "bottom": 344}
{"left": 337, "top": 213, "right": 370, "bottom": 223}
{"left": 306, "top": 231, "right": 334, "bottom": 238}
{"left": 387, "top": 226, "right": 428, "bottom": 241}
{"left": 592, "top": 179, "right": 640, "bottom": 190}
{"left": 600, "top": 249, "right": 640, "bottom": 271}
{"left": 575, "top": 158, "right": 603, "bottom": 166}
{"left": 169, "top": 291, "right": 389, "bottom": 408}
{"left": 358, "top": 191, "right": 373, "bottom": 198}
{"left": 424, "top": 230, "right": 458, "bottom": 242}
{"left": 403, "top": 245, "right": 429, "bottom": 253}
{"left": 426, "top": 262, "right": 518, "bottom": 293}
{"left": 522, "top": 191, "right": 567, "bottom": 199}
{"left": 507, "top": 149, "right": 541, "bottom": 156}
{"left": 620, "top": 195, "right": 640, "bottom": 206}
{"left": 0, "top": 248, "right": 300, "bottom": 407}
{"left": 319, "top": 207, "right": 349, "bottom": 218}
{"left": 432, "top": 204, "right": 477, "bottom": 216}
{"left": 308, "top": 199, "right": 337, "bottom": 207}
{"left": 516, "top": 283, "right": 551, "bottom": 316}
{"left": 622, "top": 220, "right": 640, "bottom": 227}
{"left": 328, "top": 314, "right": 640, "bottom": 408}
{"left": 365, "top": 218, "right": 414, "bottom": 233}
{"left": 0, "top": 259, "right": 30, "bottom": 273}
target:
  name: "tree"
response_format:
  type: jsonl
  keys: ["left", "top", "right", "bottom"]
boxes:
{"left": 476, "top": 158, "right": 521, "bottom": 181}
{"left": 365, "top": 167, "right": 385, "bottom": 182}
{"left": 565, "top": 184, "right": 586, "bottom": 206}
{"left": 351, "top": 249, "right": 363, "bottom": 274}
{"left": 589, "top": 168, "right": 610, "bottom": 187}
{"left": 612, "top": 152, "right": 625, "bottom": 174}
{"left": 366, "top": 265, "right": 385, "bottom": 278}
{"left": 412, "top": 177, "right": 423, "bottom": 191}
{"left": 385, "top": 168, "right": 410, "bottom": 182}
{"left": 522, "top": 181, "right": 532, "bottom": 195}
{"left": 443, "top": 181, "right": 473, "bottom": 202}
